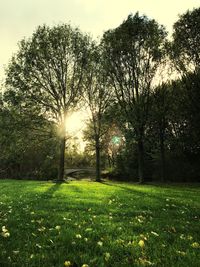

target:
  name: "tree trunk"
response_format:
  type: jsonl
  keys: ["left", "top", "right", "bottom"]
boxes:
{"left": 58, "top": 135, "right": 66, "bottom": 181}
{"left": 160, "top": 131, "right": 166, "bottom": 183}
{"left": 138, "top": 138, "right": 145, "bottom": 183}
{"left": 95, "top": 137, "right": 101, "bottom": 182}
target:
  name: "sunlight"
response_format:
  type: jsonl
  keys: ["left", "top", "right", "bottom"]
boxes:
{"left": 65, "top": 112, "right": 85, "bottom": 134}
{"left": 65, "top": 111, "right": 88, "bottom": 151}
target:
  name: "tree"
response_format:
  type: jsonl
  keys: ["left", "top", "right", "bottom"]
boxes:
{"left": 168, "top": 7, "right": 200, "bottom": 182}
{"left": 83, "top": 45, "right": 113, "bottom": 181}
{"left": 171, "top": 7, "right": 200, "bottom": 73}
{"left": 151, "top": 83, "right": 171, "bottom": 182}
{"left": 0, "top": 86, "right": 58, "bottom": 180}
{"left": 5, "top": 24, "right": 90, "bottom": 181}
{"left": 171, "top": 72, "right": 200, "bottom": 157}
{"left": 102, "top": 13, "right": 167, "bottom": 183}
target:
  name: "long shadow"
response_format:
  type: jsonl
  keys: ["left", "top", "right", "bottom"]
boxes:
{"left": 41, "top": 180, "right": 88, "bottom": 196}
{"left": 102, "top": 181, "right": 191, "bottom": 210}
{"left": 43, "top": 182, "right": 62, "bottom": 196}
{"left": 99, "top": 180, "right": 164, "bottom": 205}
{"left": 37, "top": 180, "right": 200, "bottom": 215}
{"left": 100, "top": 180, "right": 152, "bottom": 194}
{"left": 101, "top": 180, "right": 200, "bottom": 196}
{"left": 99, "top": 180, "right": 200, "bottom": 210}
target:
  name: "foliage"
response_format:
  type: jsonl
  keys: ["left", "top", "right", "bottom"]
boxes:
{"left": 0, "top": 95, "right": 58, "bottom": 180}
{"left": 171, "top": 7, "right": 200, "bottom": 72}
{"left": 65, "top": 138, "right": 94, "bottom": 168}
{"left": 83, "top": 44, "right": 113, "bottom": 181}
{"left": 5, "top": 24, "right": 90, "bottom": 180}
{"left": 102, "top": 13, "right": 167, "bottom": 182}
{"left": 2, "top": 8, "right": 200, "bottom": 183}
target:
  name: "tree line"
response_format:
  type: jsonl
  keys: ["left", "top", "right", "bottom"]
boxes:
{"left": 0, "top": 8, "right": 200, "bottom": 183}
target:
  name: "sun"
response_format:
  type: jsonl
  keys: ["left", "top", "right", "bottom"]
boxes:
{"left": 65, "top": 111, "right": 88, "bottom": 151}
{"left": 65, "top": 112, "right": 84, "bottom": 135}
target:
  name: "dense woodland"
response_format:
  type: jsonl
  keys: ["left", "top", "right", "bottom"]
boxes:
{"left": 0, "top": 8, "right": 200, "bottom": 183}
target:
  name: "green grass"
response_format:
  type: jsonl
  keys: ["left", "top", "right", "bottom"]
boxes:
{"left": 0, "top": 180, "right": 199, "bottom": 267}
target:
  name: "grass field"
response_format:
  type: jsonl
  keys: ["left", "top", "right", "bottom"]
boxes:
{"left": 0, "top": 180, "right": 199, "bottom": 267}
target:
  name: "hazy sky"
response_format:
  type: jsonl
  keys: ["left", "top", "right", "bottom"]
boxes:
{"left": 0, "top": 0, "right": 200, "bottom": 80}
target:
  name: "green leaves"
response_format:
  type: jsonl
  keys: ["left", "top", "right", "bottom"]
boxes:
{"left": 6, "top": 24, "right": 91, "bottom": 122}
{"left": 102, "top": 13, "right": 167, "bottom": 182}
{"left": 171, "top": 7, "right": 200, "bottom": 72}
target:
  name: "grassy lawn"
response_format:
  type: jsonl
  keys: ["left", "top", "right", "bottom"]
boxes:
{"left": 0, "top": 180, "right": 199, "bottom": 267}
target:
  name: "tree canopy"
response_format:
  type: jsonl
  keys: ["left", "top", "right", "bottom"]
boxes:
{"left": 171, "top": 7, "right": 200, "bottom": 72}
{"left": 102, "top": 13, "right": 167, "bottom": 182}
{"left": 5, "top": 24, "right": 90, "bottom": 180}
{"left": 1, "top": 9, "right": 200, "bottom": 183}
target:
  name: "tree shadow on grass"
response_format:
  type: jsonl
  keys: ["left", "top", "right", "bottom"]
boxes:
{"left": 41, "top": 182, "right": 84, "bottom": 202}
{"left": 46, "top": 182, "right": 62, "bottom": 192}
{"left": 99, "top": 180, "right": 199, "bottom": 211}
{"left": 101, "top": 179, "right": 200, "bottom": 197}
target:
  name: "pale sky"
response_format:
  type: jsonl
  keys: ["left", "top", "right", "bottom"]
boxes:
{"left": 0, "top": 0, "right": 200, "bottom": 80}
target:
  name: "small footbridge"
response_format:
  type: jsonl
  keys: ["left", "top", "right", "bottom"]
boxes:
{"left": 65, "top": 168, "right": 95, "bottom": 179}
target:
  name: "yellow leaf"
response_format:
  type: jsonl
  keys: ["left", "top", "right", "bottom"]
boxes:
{"left": 138, "top": 240, "right": 145, "bottom": 248}
{"left": 105, "top": 252, "right": 110, "bottom": 261}
{"left": 176, "top": 250, "right": 186, "bottom": 256}
{"left": 191, "top": 242, "right": 200, "bottom": 248}
{"left": 64, "top": 261, "right": 71, "bottom": 267}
